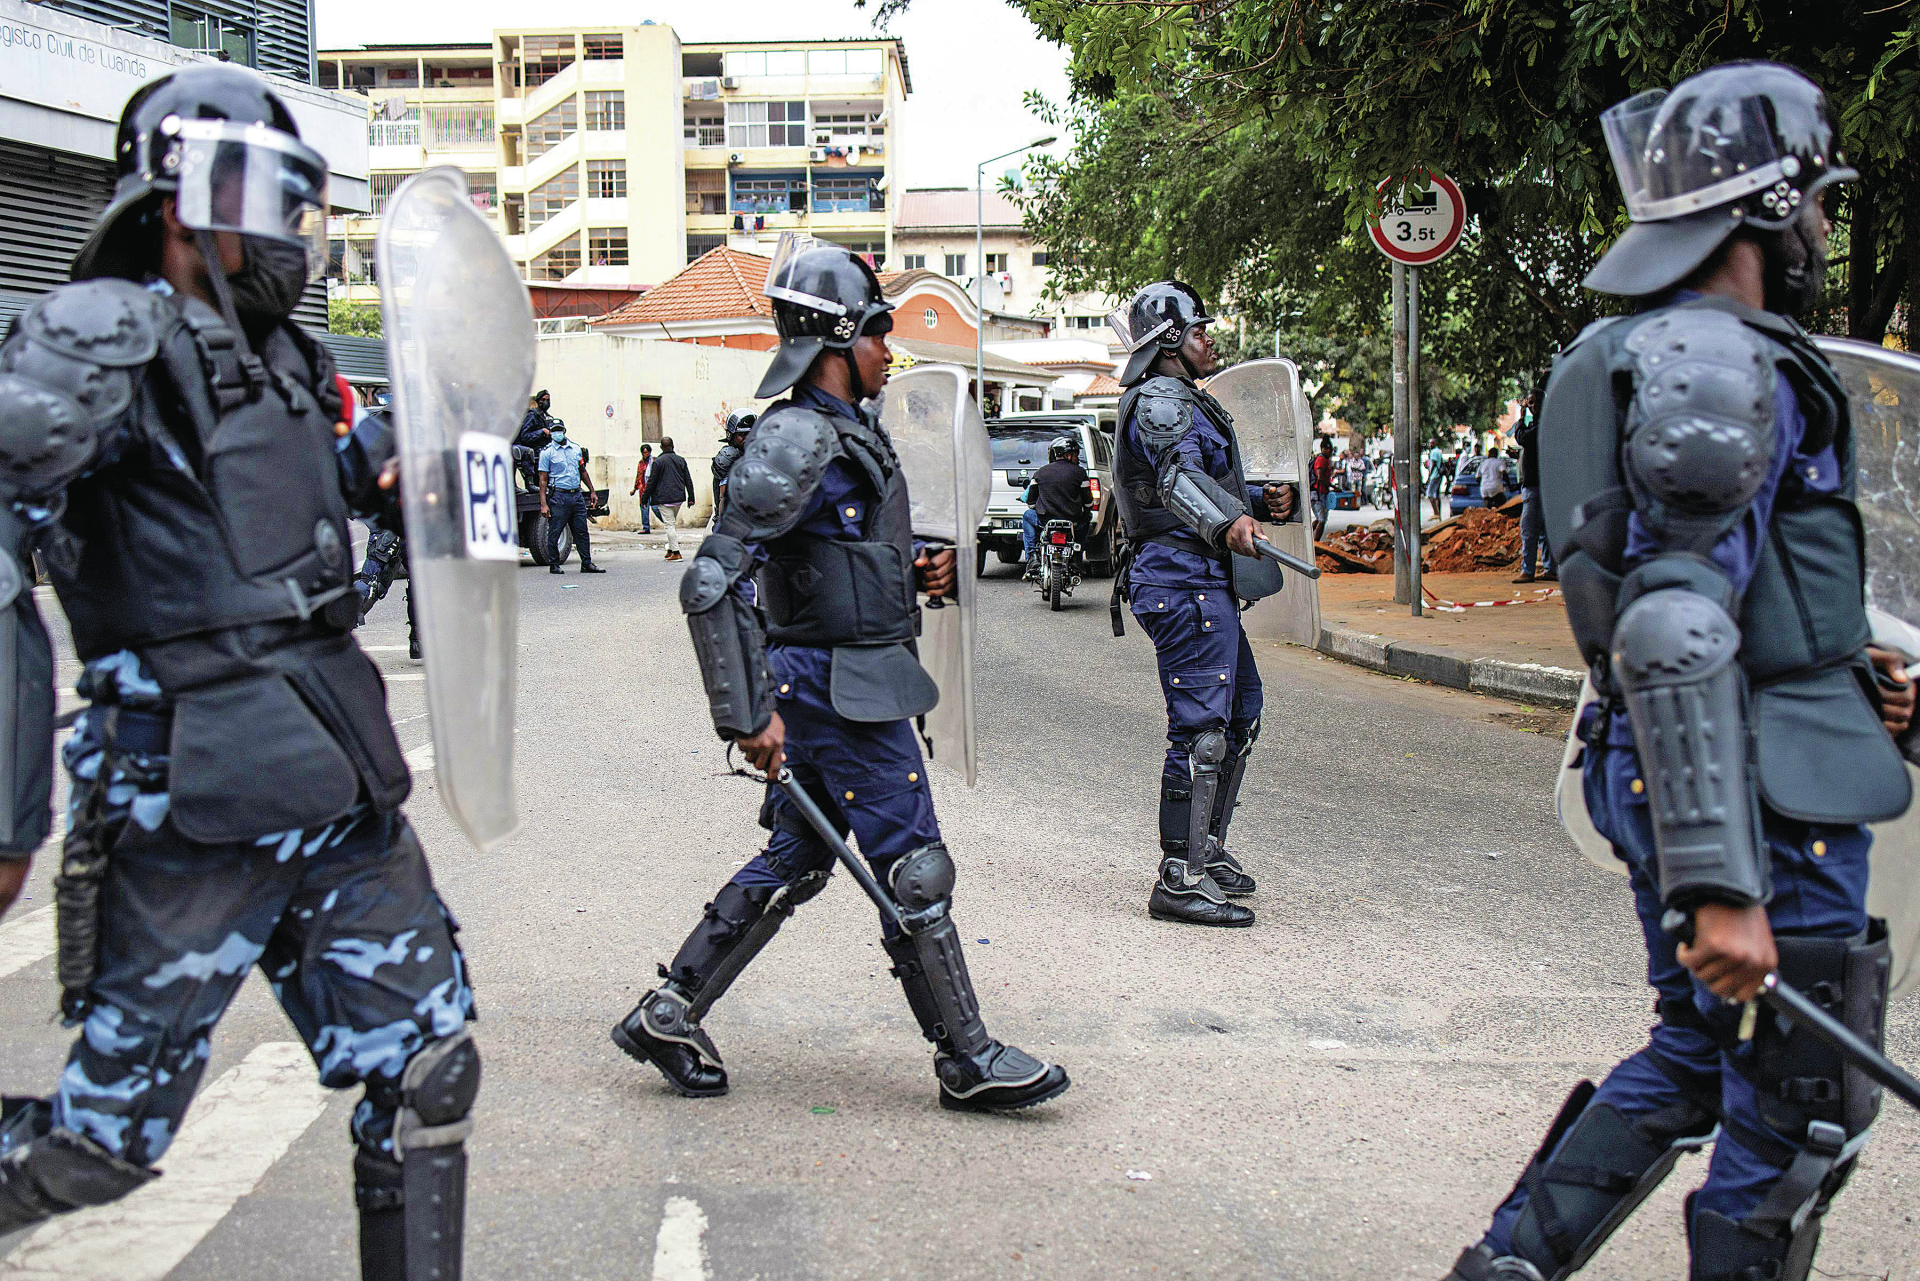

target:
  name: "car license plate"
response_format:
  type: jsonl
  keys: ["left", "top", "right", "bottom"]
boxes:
{"left": 458, "top": 431, "right": 518, "bottom": 561}
{"left": 996, "top": 518, "right": 1020, "bottom": 530}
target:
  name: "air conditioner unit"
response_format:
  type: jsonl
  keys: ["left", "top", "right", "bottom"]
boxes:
{"left": 728, "top": 152, "right": 744, "bottom": 165}
{"left": 996, "top": 272, "right": 1012, "bottom": 289}
{"left": 808, "top": 148, "right": 827, "bottom": 163}
{"left": 721, "top": 76, "right": 739, "bottom": 89}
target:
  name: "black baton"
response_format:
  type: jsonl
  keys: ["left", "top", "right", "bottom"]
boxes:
{"left": 1251, "top": 535, "right": 1322, "bottom": 580}
{"left": 1663, "top": 909, "right": 1920, "bottom": 1114}
{"left": 776, "top": 769, "right": 905, "bottom": 932}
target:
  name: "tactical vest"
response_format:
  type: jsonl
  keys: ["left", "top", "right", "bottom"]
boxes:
{"left": 1541, "top": 294, "right": 1908, "bottom": 826}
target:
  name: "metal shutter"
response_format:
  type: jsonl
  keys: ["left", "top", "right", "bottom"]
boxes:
{"left": 0, "top": 141, "right": 117, "bottom": 296}
{"left": 28, "top": 2, "right": 170, "bottom": 41}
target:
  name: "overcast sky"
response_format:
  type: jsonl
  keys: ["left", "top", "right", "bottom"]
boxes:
{"left": 312, "top": 0, "right": 1072, "bottom": 189}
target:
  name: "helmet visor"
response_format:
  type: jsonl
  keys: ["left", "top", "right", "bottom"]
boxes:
{"left": 763, "top": 231, "right": 847, "bottom": 315}
{"left": 1603, "top": 88, "right": 1789, "bottom": 223}
{"left": 169, "top": 119, "right": 330, "bottom": 279}
{"left": 1107, "top": 305, "right": 1172, "bottom": 353}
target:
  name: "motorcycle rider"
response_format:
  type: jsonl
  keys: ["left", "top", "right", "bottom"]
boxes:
{"left": 1021, "top": 435, "right": 1090, "bottom": 579}
{"left": 0, "top": 66, "right": 477, "bottom": 1279}
{"left": 1445, "top": 63, "right": 1912, "bottom": 1281}
{"left": 611, "top": 238, "right": 1069, "bottom": 1112}
{"left": 1111, "top": 281, "right": 1296, "bottom": 928}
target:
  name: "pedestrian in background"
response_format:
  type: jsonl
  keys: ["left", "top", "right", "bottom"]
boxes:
{"left": 1343, "top": 445, "right": 1369, "bottom": 506}
{"left": 1308, "top": 436, "right": 1335, "bottom": 540}
{"left": 630, "top": 443, "right": 655, "bottom": 533}
{"left": 1477, "top": 447, "right": 1511, "bottom": 509}
{"left": 1512, "top": 384, "right": 1555, "bottom": 582}
{"left": 1425, "top": 442, "right": 1446, "bottom": 518}
{"left": 646, "top": 436, "right": 696, "bottom": 562}
{"left": 538, "top": 420, "right": 604, "bottom": 575}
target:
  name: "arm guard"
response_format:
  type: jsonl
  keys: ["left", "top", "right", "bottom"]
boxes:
{"left": 681, "top": 534, "right": 775, "bottom": 739}
{"left": 1161, "top": 466, "right": 1247, "bottom": 549}
{"left": 1611, "top": 556, "right": 1767, "bottom": 907}
{"left": 0, "top": 508, "right": 53, "bottom": 857}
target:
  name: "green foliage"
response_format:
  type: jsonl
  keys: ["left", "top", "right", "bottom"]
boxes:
{"left": 328, "top": 299, "right": 382, "bottom": 337}
{"left": 1006, "top": 0, "right": 1918, "bottom": 426}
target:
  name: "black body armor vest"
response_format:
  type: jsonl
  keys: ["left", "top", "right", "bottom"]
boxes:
{"left": 1541, "top": 294, "right": 1908, "bottom": 826}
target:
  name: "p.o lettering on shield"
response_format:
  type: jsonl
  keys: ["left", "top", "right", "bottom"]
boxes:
{"left": 457, "top": 430, "right": 518, "bottom": 561}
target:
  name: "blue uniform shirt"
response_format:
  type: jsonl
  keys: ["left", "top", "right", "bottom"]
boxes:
{"left": 538, "top": 439, "right": 585, "bottom": 490}
{"left": 1126, "top": 393, "right": 1266, "bottom": 590}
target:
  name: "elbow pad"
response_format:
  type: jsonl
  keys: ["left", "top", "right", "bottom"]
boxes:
{"left": 681, "top": 535, "right": 774, "bottom": 739}
{"left": 1161, "top": 465, "right": 1247, "bottom": 548}
{"left": 1611, "top": 582, "right": 1767, "bottom": 907}
{"left": 0, "top": 513, "right": 53, "bottom": 855}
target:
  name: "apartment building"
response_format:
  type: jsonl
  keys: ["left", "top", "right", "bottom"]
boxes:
{"left": 318, "top": 27, "right": 908, "bottom": 301}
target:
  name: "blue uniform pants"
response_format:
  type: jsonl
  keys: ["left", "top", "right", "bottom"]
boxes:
{"left": 1131, "top": 585, "right": 1263, "bottom": 787}
{"left": 726, "top": 646, "right": 942, "bottom": 912}
{"left": 1480, "top": 740, "right": 1872, "bottom": 1253}
{"left": 546, "top": 489, "right": 591, "bottom": 565}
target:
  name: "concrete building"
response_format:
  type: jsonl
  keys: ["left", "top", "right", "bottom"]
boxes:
{"left": 1, "top": 0, "right": 366, "bottom": 335}
{"left": 891, "top": 187, "right": 1117, "bottom": 337}
{"left": 317, "top": 28, "right": 909, "bottom": 299}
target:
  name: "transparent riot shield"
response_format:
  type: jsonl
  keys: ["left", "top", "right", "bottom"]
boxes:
{"left": 377, "top": 168, "right": 535, "bottom": 852}
{"left": 880, "top": 365, "right": 991, "bottom": 786}
{"left": 1207, "top": 358, "right": 1321, "bottom": 646}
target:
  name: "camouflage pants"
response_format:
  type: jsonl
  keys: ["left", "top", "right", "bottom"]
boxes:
{"left": 49, "top": 805, "right": 473, "bottom": 1169}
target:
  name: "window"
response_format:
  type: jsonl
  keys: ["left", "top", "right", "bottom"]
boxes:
{"left": 1032, "top": 251, "right": 1051, "bottom": 266}
{"left": 811, "top": 107, "right": 885, "bottom": 145}
{"left": 527, "top": 168, "right": 579, "bottom": 228}
{"left": 901, "top": 254, "right": 926, "bottom": 271}
{"left": 465, "top": 173, "right": 498, "bottom": 212}
{"left": 687, "top": 235, "right": 725, "bottom": 264}
{"left": 423, "top": 103, "right": 494, "bottom": 149}
{"left": 723, "top": 50, "right": 806, "bottom": 78}
{"left": 731, "top": 175, "right": 807, "bottom": 214}
{"left": 943, "top": 253, "right": 967, "bottom": 277}
{"left": 588, "top": 228, "right": 629, "bottom": 266}
{"left": 583, "top": 33, "right": 623, "bottom": 60}
{"left": 726, "top": 101, "right": 807, "bottom": 149}
{"left": 369, "top": 172, "right": 408, "bottom": 215}
{"left": 984, "top": 252, "right": 1008, "bottom": 273}
{"left": 685, "top": 170, "right": 727, "bottom": 215}
{"left": 812, "top": 173, "right": 880, "bottom": 213}
{"left": 587, "top": 160, "right": 627, "bottom": 199}
{"left": 169, "top": 9, "right": 253, "bottom": 65}
{"left": 585, "top": 91, "right": 625, "bottom": 132}
{"left": 368, "top": 108, "right": 420, "bottom": 148}
{"left": 530, "top": 233, "right": 581, "bottom": 281}
{"left": 523, "top": 35, "right": 575, "bottom": 87}
{"left": 807, "top": 49, "right": 883, "bottom": 77}
{"left": 923, "top": 307, "right": 938, "bottom": 328}
{"left": 683, "top": 109, "right": 724, "bottom": 148}
{"left": 1066, "top": 314, "right": 1101, "bottom": 330}
{"left": 319, "top": 63, "right": 339, "bottom": 89}
{"left": 346, "top": 239, "right": 377, "bottom": 283}
{"left": 526, "top": 100, "right": 576, "bottom": 159}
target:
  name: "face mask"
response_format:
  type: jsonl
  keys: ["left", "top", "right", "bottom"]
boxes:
{"left": 227, "top": 236, "right": 310, "bottom": 321}
{"left": 550, "top": 430, "right": 567, "bottom": 443}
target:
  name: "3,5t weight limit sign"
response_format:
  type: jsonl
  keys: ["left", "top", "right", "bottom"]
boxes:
{"left": 1369, "top": 171, "right": 1466, "bottom": 267}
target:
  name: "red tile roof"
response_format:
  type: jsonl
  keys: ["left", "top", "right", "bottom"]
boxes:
{"left": 1077, "top": 374, "right": 1125, "bottom": 398}
{"left": 593, "top": 247, "right": 774, "bottom": 327}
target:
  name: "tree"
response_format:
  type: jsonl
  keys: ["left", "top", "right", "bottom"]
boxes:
{"left": 328, "top": 299, "right": 381, "bottom": 337}
{"left": 1003, "top": 0, "right": 1916, "bottom": 380}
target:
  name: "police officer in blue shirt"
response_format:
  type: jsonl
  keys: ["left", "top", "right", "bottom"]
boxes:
{"left": 537, "top": 420, "right": 603, "bottom": 574}
{"left": 611, "top": 240, "right": 1068, "bottom": 1113}
{"left": 1445, "top": 64, "right": 1914, "bottom": 1281}
{"left": 1111, "top": 282, "right": 1295, "bottom": 928}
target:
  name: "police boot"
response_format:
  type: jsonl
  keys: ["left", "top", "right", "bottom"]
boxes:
{"left": 1202, "top": 841, "right": 1256, "bottom": 897}
{"left": 0, "top": 1099, "right": 156, "bottom": 1234}
{"left": 1441, "top": 1244, "right": 1537, "bottom": 1281}
{"left": 1147, "top": 736, "right": 1254, "bottom": 926}
{"left": 882, "top": 845, "right": 1069, "bottom": 1112}
{"left": 1148, "top": 853, "right": 1254, "bottom": 926}
{"left": 611, "top": 873, "right": 830, "bottom": 1098}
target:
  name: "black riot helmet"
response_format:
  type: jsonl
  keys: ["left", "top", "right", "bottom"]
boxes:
{"left": 1585, "top": 62, "right": 1855, "bottom": 307}
{"left": 721, "top": 409, "right": 757, "bottom": 442}
{"left": 755, "top": 234, "right": 896, "bottom": 400}
{"left": 73, "top": 65, "right": 328, "bottom": 287}
{"left": 1047, "top": 436, "right": 1079, "bottom": 463}
{"left": 1111, "top": 281, "right": 1217, "bottom": 385}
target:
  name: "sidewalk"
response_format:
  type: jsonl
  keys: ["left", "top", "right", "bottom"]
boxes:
{"left": 1315, "top": 570, "right": 1585, "bottom": 707}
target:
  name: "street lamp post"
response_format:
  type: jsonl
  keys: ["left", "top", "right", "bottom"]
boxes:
{"left": 974, "top": 135, "right": 1056, "bottom": 415}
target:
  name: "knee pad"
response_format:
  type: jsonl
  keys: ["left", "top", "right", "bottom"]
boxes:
{"left": 1190, "top": 728, "right": 1228, "bottom": 773}
{"left": 889, "top": 843, "right": 955, "bottom": 913}
{"left": 396, "top": 1029, "right": 480, "bottom": 1153}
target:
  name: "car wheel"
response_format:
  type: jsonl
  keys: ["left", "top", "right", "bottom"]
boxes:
{"left": 975, "top": 542, "right": 989, "bottom": 579}
{"left": 995, "top": 546, "right": 1024, "bottom": 564}
{"left": 1084, "top": 523, "right": 1114, "bottom": 577}
{"left": 525, "top": 515, "right": 551, "bottom": 565}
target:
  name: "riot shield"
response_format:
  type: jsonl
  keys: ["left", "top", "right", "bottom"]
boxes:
{"left": 377, "top": 168, "right": 535, "bottom": 853}
{"left": 880, "top": 364, "right": 992, "bottom": 787}
{"left": 1206, "top": 359, "right": 1321, "bottom": 646}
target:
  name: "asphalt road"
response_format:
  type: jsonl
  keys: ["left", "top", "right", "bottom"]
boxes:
{"left": 0, "top": 533, "right": 1915, "bottom": 1280}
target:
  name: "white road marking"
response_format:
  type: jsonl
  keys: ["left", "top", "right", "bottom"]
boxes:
{"left": 0, "top": 907, "right": 56, "bottom": 981}
{"left": 405, "top": 741, "right": 436, "bottom": 770}
{"left": 384, "top": 673, "right": 425, "bottom": 683}
{"left": 651, "top": 1196, "right": 712, "bottom": 1281}
{"left": 360, "top": 645, "right": 410, "bottom": 652}
{"left": 0, "top": 1041, "right": 332, "bottom": 1281}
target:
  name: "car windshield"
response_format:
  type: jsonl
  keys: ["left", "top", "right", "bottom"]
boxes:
{"left": 989, "top": 430, "right": 1060, "bottom": 469}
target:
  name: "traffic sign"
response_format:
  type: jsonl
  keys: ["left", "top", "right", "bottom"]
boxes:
{"left": 1370, "top": 171, "right": 1466, "bottom": 266}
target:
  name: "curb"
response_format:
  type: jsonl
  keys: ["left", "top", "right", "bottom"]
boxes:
{"left": 1317, "top": 626, "right": 1582, "bottom": 709}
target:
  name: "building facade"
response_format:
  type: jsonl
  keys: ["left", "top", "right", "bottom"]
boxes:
{"left": 18, "top": 0, "right": 317, "bottom": 81}
{"left": 318, "top": 27, "right": 909, "bottom": 298}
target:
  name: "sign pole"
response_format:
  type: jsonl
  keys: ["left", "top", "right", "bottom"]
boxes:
{"left": 1408, "top": 266, "right": 1423, "bottom": 618}
{"left": 1391, "top": 261, "right": 1410, "bottom": 605}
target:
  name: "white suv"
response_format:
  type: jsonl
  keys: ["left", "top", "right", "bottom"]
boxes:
{"left": 977, "top": 411, "right": 1118, "bottom": 577}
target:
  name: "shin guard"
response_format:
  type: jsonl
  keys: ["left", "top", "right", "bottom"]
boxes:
{"left": 395, "top": 1030, "right": 480, "bottom": 1281}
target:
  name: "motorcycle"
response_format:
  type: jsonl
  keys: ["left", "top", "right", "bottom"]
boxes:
{"left": 1034, "top": 518, "right": 1082, "bottom": 611}
{"left": 1368, "top": 468, "right": 1397, "bottom": 514}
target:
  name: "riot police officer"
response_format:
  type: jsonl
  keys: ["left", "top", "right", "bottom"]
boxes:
{"left": 709, "top": 409, "right": 755, "bottom": 526}
{"left": 611, "top": 238, "right": 1069, "bottom": 1112}
{"left": 1110, "top": 282, "right": 1296, "bottom": 927}
{"left": 0, "top": 68, "right": 476, "bottom": 1280}
{"left": 354, "top": 514, "right": 417, "bottom": 660}
{"left": 1444, "top": 64, "right": 1906, "bottom": 1281}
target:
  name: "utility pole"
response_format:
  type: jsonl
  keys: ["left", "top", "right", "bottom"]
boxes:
{"left": 1391, "top": 262, "right": 1409, "bottom": 604}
